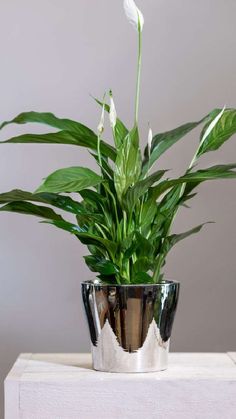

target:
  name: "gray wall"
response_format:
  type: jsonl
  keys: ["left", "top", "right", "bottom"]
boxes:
{"left": 0, "top": 0, "right": 236, "bottom": 415}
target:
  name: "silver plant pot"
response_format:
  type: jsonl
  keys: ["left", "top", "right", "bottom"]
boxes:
{"left": 81, "top": 281, "right": 180, "bottom": 373}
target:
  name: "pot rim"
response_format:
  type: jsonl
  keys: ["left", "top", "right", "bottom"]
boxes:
{"left": 81, "top": 279, "right": 179, "bottom": 287}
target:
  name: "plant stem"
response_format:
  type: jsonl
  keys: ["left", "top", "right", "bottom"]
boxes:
{"left": 97, "top": 134, "right": 102, "bottom": 169}
{"left": 152, "top": 255, "right": 164, "bottom": 283}
{"left": 134, "top": 23, "right": 142, "bottom": 126}
{"left": 123, "top": 210, "right": 127, "bottom": 239}
{"left": 104, "top": 185, "right": 121, "bottom": 241}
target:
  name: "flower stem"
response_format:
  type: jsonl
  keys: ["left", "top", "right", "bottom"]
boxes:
{"left": 135, "top": 23, "right": 142, "bottom": 126}
{"left": 97, "top": 134, "right": 102, "bottom": 169}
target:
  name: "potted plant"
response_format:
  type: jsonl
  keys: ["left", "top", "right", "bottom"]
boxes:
{"left": 0, "top": 0, "right": 236, "bottom": 373}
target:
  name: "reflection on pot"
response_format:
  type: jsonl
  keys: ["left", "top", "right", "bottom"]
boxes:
{"left": 82, "top": 281, "right": 180, "bottom": 373}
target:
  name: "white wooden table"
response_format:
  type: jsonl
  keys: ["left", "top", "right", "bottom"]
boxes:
{"left": 4, "top": 352, "right": 236, "bottom": 419}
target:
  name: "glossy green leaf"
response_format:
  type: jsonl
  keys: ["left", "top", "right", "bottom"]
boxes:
{"left": 113, "top": 123, "right": 128, "bottom": 149}
{"left": 197, "top": 109, "right": 236, "bottom": 157}
{"left": 163, "top": 223, "right": 212, "bottom": 254}
{"left": 44, "top": 220, "right": 118, "bottom": 255}
{"left": 133, "top": 257, "right": 153, "bottom": 273}
{"left": 142, "top": 110, "right": 219, "bottom": 175}
{"left": 77, "top": 233, "right": 118, "bottom": 256}
{"left": 0, "top": 189, "right": 85, "bottom": 215}
{"left": 132, "top": 272, "right": 153, "bottom": 284}
{"left": 0, "top": 201, "right": 63, "bottom": 221}
{"left": 84, "top": 255, "right": 119, "bottom": 275}
{"left": 0, "top": 130, "right": 116, "bottom": 161}
{"left": 79, "top": 189, "right": 106, "bottom": 208}
{"left": 36, "top": 167, "right": 102, "bottom": 193}
{"left": 151, "top": 164, "right": 236, "bottom": 200}
{"left": 114, "top": 127, "right": 142, "bottom": 201}
{"left": 90, "top": 152, "right": 114, "bottom": 178}
{"left": 123, "top": 232, "right": 154, "bottom": 261}
{"left": 139, "top": 199, "right": 158, "bottom": 231}
{"left": 42, "top": 220, "right": 87, "bottom": 234}
{"left": 76, "top": 212, "right": 106, "bottom": 229}
{"left": 125, "top": 169, "right": 168, "bottom": 209}
{"left": 0, "top": 189, "right": 40, "bottom": 204}
{"left": 0, "top": 111, "right": 95, "bottom": 135}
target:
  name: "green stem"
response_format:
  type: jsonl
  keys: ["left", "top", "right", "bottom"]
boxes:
{"left": 139, "top": 197, "right": 144, "bottom": 232}
{"left": 135, "top": 24, "right": 142, "bottom": 126}
{"left": 152, "top": 254, "right": 164, "bottom": 283}
{"left": 104, "top": 185, "right": 121, "bottom": 241}
{"left": 97, "top": 134, "right": 102, "bottom": 170}
{"left": 94, "top": 223, "right": 107, "bottom": 239}
{"left": 123, "top": 210, "right": 127, "bottom": 239}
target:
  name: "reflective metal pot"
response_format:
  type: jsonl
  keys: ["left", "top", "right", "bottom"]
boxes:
{"left": 81, "top": 281, "right": 180, "bottom": 373}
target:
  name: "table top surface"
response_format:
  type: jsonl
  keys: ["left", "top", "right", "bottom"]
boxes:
{"left": 5, "top": 352, "right": 236, "bottom": 383}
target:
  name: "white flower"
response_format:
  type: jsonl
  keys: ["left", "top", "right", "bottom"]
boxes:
{"left": 109, "top": 92, "right": 117, "bottom": 129}
{"left": 97, "top": 104, "right": 105, "bottom": 135}
{"left": 148, "top": 127, "right": 153, "bottom": 156}
{"left": 123, "top": 0, "right": 144, "bottom": 32}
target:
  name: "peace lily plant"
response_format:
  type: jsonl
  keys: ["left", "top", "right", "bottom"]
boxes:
{"left": 1, "top": 0, "right": 236, "bottom": 286}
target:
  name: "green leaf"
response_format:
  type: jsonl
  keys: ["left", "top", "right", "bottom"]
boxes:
{"left": 0, "top": 189, "right": 40, "bottom": 204}
{"left": 84, "top": 255, "right": 119, "bottom": 275}
{"left": 197, "top": 109, "right": 236, "bottom": 157}
{"left": 0, "top": 111, "right": 95, "bottom": 136}
{"left": 133, "top": 232, "right": 155, "bottom": 258}
{"left": 163, "top": 223, "right": 212, "bottom": 254}
{"left": 44, "top": 220, "right": 118, "bottom": 255}
{"left": 179, "top": 193, "right": 197, "bottom": 208}
{"left": 36, "top": 167, "right": 102, "bottom": 193}
{"left": 151, "top": 164, "right": 236, "bottom": 200}
{"left": 133, "top": 257, "right": 153, "bottom": 274}
{"left": 113, "top": 122, "right": 128, "bottom": 149}
{"left": 90, "top": 152, "right": 114, "bottom": 178}
{"left": 76, "top": 212, "right": 106, "bottom": 228}
{"left": 0, "top": 130, "right": 116, "bottom": 161}
{"left": 125, "top": 169, "right": 168, "bottom": 209}
{"left": 77, "top": 233, "right": 118, "bottom": 256}
{"left": 142, "top": 110, "right": 219, "bottom": 175}
{"left": 132, "top": 272, "right": 153, "bottom": 284}
{"left": 41, "top": 219, "right": 87, "bottom": 234}
{"left": 0, "top": 201, "right": 64, "bottom": 221}
{"left": 139, "top": 199, "right": 158, "bottom": 231}
{"left": 0, "top": 189, "right": 86, "bottom": 215}
{"left": 114, "top": 127, "right": 142, "bottom": 201}
{"left": 79, "top": 189, "right": 106, "bottom": 208}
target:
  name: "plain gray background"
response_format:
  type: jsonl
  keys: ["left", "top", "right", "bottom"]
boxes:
{"left": 0, "top": 0, "right": 236, "bottom": 415}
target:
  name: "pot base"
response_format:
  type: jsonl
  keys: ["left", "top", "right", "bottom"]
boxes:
{"left": 91, "top": 319, "right": 169, "bottom": 373}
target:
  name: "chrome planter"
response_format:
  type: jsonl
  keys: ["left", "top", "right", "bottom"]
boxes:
{"left": 81, "top": 281, "right": 180, "bottom": 373}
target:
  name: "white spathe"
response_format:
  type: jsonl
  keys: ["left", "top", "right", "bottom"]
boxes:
{"left": 97, "top": 104, "right": 105, "bottom": 134}
{"left": 148, "top": 127, "right": 153, "bottom": 155}
{"left": 109, "top": 95, "right": 117, "bottom": 129}
{"left": 123, "top": 0, "right": 144, "bottom": 32}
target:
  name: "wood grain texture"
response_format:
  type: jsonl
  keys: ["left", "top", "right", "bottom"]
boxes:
{"left": 5, "top": 353, "right": 236, "bottom": 419}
